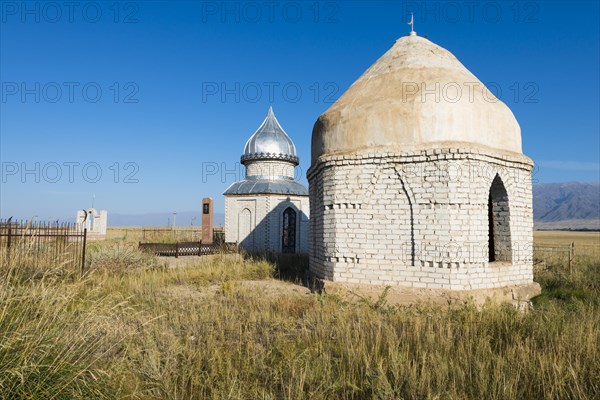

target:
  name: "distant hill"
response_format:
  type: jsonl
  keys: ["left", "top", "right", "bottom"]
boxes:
{"left": 533, "top": 182, "right": 600, "bottom": 230}
{"left": 109, "top": 211, "right": 224, "bottom": 227}
{"left": 104, "top": 183, "right": 599, "bottom": 230}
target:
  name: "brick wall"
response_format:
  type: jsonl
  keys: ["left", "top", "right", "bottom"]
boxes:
{"left": 246, "top": 160, "right": 296, "bottom": 179}
{"left": 307, "top": 147, "right": 534, "bottom": 290}
{"left": 225, "top": 194, "right": 310, "bottom": 254}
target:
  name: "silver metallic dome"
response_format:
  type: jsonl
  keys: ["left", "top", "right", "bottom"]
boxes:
{"left": 241, "top": 107, "right": 299, "bottom": 165}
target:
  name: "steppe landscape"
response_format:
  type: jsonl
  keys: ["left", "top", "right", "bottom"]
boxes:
{"left": 2, "top": 1, "right": 598, "bottom": 399}
{"left": 0, "top": 229, "right": 598, "bottom": 399}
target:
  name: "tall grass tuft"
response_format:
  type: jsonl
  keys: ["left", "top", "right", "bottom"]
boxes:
{"left": 87, "top": 242, "right": 158, "bottom": 272}
{"left": 0, "top": 257, "right": 131, "bottom": 399}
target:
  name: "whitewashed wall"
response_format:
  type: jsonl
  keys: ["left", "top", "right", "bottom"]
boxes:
{"left": 225, "top": 194, "right": 309, "bottom": 254}
{"left": 307, "top": 147, "right": 534, "bottom": 290}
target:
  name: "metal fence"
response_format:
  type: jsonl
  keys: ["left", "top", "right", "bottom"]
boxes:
{"left": 533, "top": 242, "right": 600, "bottom": 274}
{"left": 533, "top": 243, "right": 574, "bottom": 273}
{"left": 141, "top": 228, "right": 201, "bottom": 242}
{"left": 109, "top": 227, "right": 225, "bottom": 244}
{"left": 0, "top": 218, "right": 87, "bottom": 273}
{"left": 138, "top": 242, "right": 238, "bottom": 258}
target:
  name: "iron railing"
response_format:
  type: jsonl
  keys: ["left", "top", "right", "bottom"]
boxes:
{"left": 138, "top": 242, "right": 237, "bottom": 258}
{"left": 0, "top": 218, "right": 87, "bottom": 273}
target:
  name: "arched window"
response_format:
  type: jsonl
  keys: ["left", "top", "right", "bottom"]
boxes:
{"left": 488, "top": 175, "right": 512, "bottom": 262}
{"left": 88, "top": 211, "right": 95, "bottom": 231}
{"left": 281, "top": 207, "right": 296, "bottom": 253}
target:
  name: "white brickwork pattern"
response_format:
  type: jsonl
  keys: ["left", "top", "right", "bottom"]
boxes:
{"left": 246, "top": 161, "right": 296, "bottom": 179}
{"left": 225, "top": 194, "right": 310, "bottom": 253}
{"left": 307, "top": 148, "right": 534, "bottom": 290}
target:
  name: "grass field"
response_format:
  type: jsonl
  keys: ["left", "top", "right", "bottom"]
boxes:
{"left": 106, "top": 227, "right": 225, "bottom": 244}
{"left": 0, "top": 231, "right": 598, "bottom": 399}
{"left": 534, "top": 230, "right": 600, "bottom": 247}
{"left": 533, "top": 231, "right": 599, "bottom": 273}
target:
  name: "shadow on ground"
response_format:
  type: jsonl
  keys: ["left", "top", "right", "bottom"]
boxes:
{"left": 245, "top": 253, "right": 309, "bottom": 285}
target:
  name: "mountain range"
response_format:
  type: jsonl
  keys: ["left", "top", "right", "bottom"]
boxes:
{"left": 106, "top": 182, "right": 599, "bottom": 231}
{"left": 533, "top": 182, "right": 599, "bottom": 230}
{"left": 109, "top": 211, "right": 225, "bottom": 227}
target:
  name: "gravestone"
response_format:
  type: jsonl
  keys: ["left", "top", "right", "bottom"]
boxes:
{"left": 201, "top": 197, "right": 213, "bottom": 244}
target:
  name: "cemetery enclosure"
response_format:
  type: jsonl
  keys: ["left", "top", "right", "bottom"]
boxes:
{"left": 0, "top": 218, "right": 87, "bottom": 272}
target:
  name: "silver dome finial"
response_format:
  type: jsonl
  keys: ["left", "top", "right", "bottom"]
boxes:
{"left": 241, "top": 107, "right": 299, "bottom": 166}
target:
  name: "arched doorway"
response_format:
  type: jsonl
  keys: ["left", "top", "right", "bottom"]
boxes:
{"left": 488, "top": 175, "right": 512, "bottom": 262}
{"left": 281, "top": 207, "right": 296, "bottom": 253}
{"left": 238, "top": 208, "right": 254, "bottom": 251}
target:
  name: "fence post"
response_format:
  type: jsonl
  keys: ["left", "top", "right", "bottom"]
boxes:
{"left": 81, "top": 228, "right": 87, "bottom": 275}
{"left": 6, "top": 220, "right": 12, "bottom": 260}
{"left": 175, "top": 242, "right": 179, "bottom": 258}
{"left": 569, "top": 242, "right": 575, "bottom": 275}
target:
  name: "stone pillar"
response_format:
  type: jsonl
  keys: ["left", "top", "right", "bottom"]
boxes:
{"left": 96, "top": 210, "right": 108, "bottom": 236}
{"left": 201, "top": 197, "right": 214, "bottom": 244}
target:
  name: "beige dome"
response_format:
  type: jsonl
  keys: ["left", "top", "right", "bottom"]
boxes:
{"left": 311, "top": 35, "right": 522, "bottom": 163}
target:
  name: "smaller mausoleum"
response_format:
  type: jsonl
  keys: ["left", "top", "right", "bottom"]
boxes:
{"left": 224, "top": 107, "right": 309, "bottom": 254}
{"left": 76, "top": 208, "right": 107, "bottom": 239}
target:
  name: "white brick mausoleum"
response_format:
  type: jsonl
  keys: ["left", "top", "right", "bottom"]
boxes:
{"left": 307, "top": 32, "right": 539, "bottom": 298}
{"left": 224, "top": 107, "right": 309, "bottom": 254}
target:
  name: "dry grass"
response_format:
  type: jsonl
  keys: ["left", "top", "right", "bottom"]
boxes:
{"left": 87, "top": 242, "right": 160, "bottom": 272}
{"left": 534, "top": 230, "right": 600, "bottom": 247}
{"left": 0, "top": 232, "right": 599, "bottom": 399}
{"left": 534, "top": 230, "right": 600, "bottom": 272}
{"left": 106, "top": 227, "right": 225, "bottom": 244}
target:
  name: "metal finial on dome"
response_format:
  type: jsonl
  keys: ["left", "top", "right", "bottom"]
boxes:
{"left": 241, "top": 107, "right": 299, "bottom": 166}
{"left": 407, "top": 12, "right": 416, "bottom": 36}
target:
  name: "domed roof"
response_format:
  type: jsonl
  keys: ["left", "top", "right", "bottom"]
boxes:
{"left": 223, "top": 178, "right": 308, "bottom": 196}
{"left": 242, "top": 107, "right": 299, "bottom": 165}
{"left": 311, "top": 34, "right": 523, "bottom": 163}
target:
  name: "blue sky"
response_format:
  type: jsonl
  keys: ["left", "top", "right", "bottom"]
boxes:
{"left": 1, "top": 0, "right": 599, "bottom": 222}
